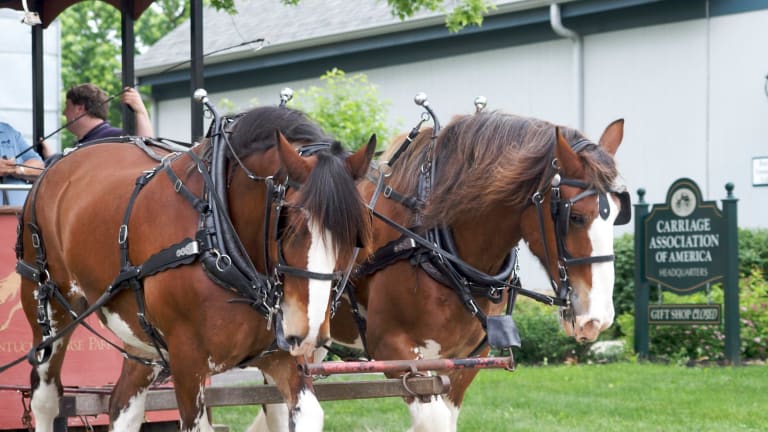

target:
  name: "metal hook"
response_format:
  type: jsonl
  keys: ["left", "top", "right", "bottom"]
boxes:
{"left": 474, "top": 96, "right": 487, "bottom": 113}
{"left": 279, "top": 88, "right": 294, "bottom": 107}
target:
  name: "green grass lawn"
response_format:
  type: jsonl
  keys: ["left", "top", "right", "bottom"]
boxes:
{"left": 212, "top": 362, "right": 768, "bottom": 431}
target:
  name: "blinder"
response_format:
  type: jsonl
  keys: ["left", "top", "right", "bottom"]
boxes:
{"left": 613, "top": 190, "right": 631, "bottom": 225}
{"left": 553, "top": 179, "right": 631, "bottom": 240}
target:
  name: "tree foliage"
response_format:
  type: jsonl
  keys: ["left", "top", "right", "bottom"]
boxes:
{"left": 58, "top": 0, "right": 189, "bottom": 148}
{"left": 57, "top": 0, "right": 491, "bottom": 147}
{"left": 290, "top": 69, "right": 396, "bottom": 150}
{"left": 211, "top": 0, "right": 495, "bottom": 32}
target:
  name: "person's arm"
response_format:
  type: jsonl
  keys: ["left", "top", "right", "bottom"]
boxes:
{"left": 0, "top": 157, "right": 42, "bottom": 181}
{"left": 122, "top": 87, "right": 154, "bottom": 137}
{"left": 15, "top": 158, "right": 44, "bottom": 181}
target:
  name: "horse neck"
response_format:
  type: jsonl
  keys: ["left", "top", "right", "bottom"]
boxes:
{"left": 225, "top": 160, "right": 270, "bottom": 270}
{"left": 447, "top": 205, "right": 524, "bottom": 274}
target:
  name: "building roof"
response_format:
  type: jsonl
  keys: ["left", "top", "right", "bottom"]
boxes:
{"left": 135, "top": 0, "right": 562, "bottom": 76}
{"left": 0, "top": 0, "right": 154, "bottom": 28}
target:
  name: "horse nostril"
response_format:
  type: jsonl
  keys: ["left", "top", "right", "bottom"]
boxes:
{"left": 285, "top": 336, "right": 303, "bottom": 349}
{"left": 578, "top": 319, "right": 601, "bottom": 342}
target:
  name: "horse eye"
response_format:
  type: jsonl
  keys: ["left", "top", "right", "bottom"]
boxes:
{"left": 569, "top": 213, "right": 586, "bottom": 227}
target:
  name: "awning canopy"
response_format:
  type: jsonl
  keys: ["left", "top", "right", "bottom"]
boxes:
{"left": 0, "top": 0, "right": 154, "bottom": 28}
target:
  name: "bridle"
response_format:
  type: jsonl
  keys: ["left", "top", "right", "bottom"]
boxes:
{"left": 202, "top": 104, "right": 345, "bottom": 340}
{"left": 530, "top": 138, "right": 631, "bottom": 320}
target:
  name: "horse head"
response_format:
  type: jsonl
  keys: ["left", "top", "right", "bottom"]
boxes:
{"left": 227, "top": 106, "right": 375, "bottom": 358}
{"left": 522, "top": 119, "right": 628, "bottom": 342}
{"left": 273, "top": 132, "right": 375, "bottom": 357}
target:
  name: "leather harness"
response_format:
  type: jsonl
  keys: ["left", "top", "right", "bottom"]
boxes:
{"left": 16, "top": 108, "right": 343, "bottom": 371}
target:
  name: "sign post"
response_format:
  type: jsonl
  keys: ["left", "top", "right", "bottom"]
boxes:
{"left": 634, "top": 178, "right": 740, "bottom": 364}
{"left": 633, "top": 189, "right": 650, "bottom": 357}
{"left": 722, "top": 183, "right": 740, "bottom": 364}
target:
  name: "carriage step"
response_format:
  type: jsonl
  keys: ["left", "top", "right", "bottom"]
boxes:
{"left": 59, "top": 376, "right": 451, "bottom": 417}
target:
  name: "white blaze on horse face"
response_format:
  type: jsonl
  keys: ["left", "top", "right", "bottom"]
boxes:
{"left": 284, "top": 220, "right": 334, "bottom": 357}
{"left": 573, "top": 194, "right": 619, "bottom": 340}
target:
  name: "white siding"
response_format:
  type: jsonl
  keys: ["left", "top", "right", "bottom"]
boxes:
{"left": 0, "top": 10, "right": 61, "bottom": 153}
{"left": 153, "top": 9, "right": 767, "bottom": 231}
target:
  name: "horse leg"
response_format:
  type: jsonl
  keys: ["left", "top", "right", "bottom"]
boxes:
{"left": 167, "top": 351, "right": 214, "bottom": 432}
{"left": 109, "top": 359, "right": 161, "bottom": 432}
{"left": 369, "top": 336, "right": 454, "bottom": 432}
{"left": 253, "top": 352, "right": 323, "bottom": 432}
{"left": 27, "top": 334, "right": 71, "bottom": 432}
{"left": 404, "top": 385, "right": 453, "bottom": 432}
{"left": 20, "top": 278, "right": 74, "bottom": 432}
{"left": 245, "top": 374, "right": 288, "bottom": 432}
{"left": 406, "top": 366, "right": 482, "bottom": 432}
{"left": 247, "top": 347, "right": 328, "bottom": 432}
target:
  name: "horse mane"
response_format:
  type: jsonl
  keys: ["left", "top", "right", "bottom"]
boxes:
{"left": 199, "top": 105, "right": 370, "bottom": 257}
{"left": 384, "top": 111, "right": 618, "bottom": 227}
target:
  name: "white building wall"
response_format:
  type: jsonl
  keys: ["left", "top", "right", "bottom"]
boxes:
{"left": 708, "top": 9, "right": 768, "bottom": 230}
{"left": 0, "top": 9, "right": 61, "bottom": 153}
{"left": 153, "top": 8, "right": 767, "bottom": 233}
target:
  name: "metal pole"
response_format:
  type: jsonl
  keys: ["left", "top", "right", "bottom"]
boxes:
{"left": 303, "top": 356, "right": 515, "bottom": 376}
{"left": 190, "top": 0, "right": 204, "bottom": 142}
{"left": 633, "top": 188, "right": 650, "bottom": 358}
{"left": 31, "top": 16, "right": 44, "bottom": 154}
{"left": 722, "top": 182, "right": 740, "bottom": 365}
{"left": 121, "top": 0, "right": 136, "bottom": 134}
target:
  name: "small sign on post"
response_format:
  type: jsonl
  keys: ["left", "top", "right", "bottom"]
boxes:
{"left": 648, "top": 304, "right": 721, "bottom": 325}
{"left": 753, "top": 156, "right": 768, "bottom": 187}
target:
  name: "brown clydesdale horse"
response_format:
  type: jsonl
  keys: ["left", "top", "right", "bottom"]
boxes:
{"left": 17, "top": 106, "right": 374, "bottom": 432}
{"left": 253, "top": 110, "right": 629, "bottom": 431}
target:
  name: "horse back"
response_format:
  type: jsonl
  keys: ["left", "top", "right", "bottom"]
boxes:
{"left": 22, "top": 142, "right": 201, "bottom": 300}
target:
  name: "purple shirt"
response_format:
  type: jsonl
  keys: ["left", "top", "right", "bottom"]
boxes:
{"left": 79, "top": 121, "right": 124, "bottom": 144}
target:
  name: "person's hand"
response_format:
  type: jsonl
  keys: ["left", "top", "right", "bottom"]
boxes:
{"left": 121, "top": 87, "right": 148, "bottom": 116}
{"left": 0, "top": 157, "right": 17, "bottom": 177}
{"left": 38, "top": 139, "right": 56, "bottom": 159}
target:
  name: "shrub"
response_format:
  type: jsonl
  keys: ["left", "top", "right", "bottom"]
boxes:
{"left": 738, "top": 228, "right": 768, "bottom": 279}
{"left": 291, "top": 68, "right": 397, "bottom": 150}
{"left": 617, "top": 269, "right": 768, "bottom": 362}
{"left": 510, "top": 298, "right": 591, "bottom": 364}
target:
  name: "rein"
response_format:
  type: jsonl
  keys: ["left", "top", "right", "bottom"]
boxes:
{"left": 12, "top": 98, "right": 348, "bottom": 370}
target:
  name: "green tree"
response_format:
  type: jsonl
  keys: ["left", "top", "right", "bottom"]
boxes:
{"left": 59, "top": 0, "right": 189, "bottom": 149}
{"left": 291, "top": 69, "right": 396, "bottom": 150}
{"left": 216, "top": 0, "right": 494, "bottom": 32}
{"left": 57, "top": 0, "right": 491, "bottom": 149}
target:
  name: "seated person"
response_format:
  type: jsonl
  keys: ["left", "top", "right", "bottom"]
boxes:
{"left": 0, "top": 121, "right": 44, "bottom": 206}
{"left": 42, "top": 84, "right": 153, "bottom": 158}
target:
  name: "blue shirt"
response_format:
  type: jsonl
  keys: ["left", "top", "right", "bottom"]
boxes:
{"left": 0, "top": 122, "right": 43, "bottom": 206}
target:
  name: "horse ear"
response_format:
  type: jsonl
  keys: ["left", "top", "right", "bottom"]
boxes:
{"left": 275, "top": 130, "right": 310, "bottom": 184}
{"left": 345, "top": 134, "right": 376, "bottom": 180}
{"left": 598, "top": 119, "right": 624, "bottom": 156}
{"left": 554, "top": 127, "right": 584, "bottom": 178}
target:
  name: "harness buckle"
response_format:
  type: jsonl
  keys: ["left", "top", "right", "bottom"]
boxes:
{"left": 31, "top": 233, "right": 40, "bottom": 249}
{"left": 212, "top": 250, "right": 232, "bottom": 272}
{"left": 118, "top": 225, "right": 128, "bottom": 244}
{"left": 383, "top": 185, "right": 393, "bottom": 198}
